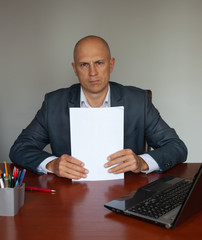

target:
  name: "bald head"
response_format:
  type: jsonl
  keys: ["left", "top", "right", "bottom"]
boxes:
{"left": 73, "top": 35, "right": 111, "bottom": 62}
{"left": 71, "top": 35, "right": 115, "bottom": 106}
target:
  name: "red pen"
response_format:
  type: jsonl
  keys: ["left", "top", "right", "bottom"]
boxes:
{"left": 13, "top": 167, "right": 18, "bottom": 179}
{"left": 25, "top": 186, "right": 56, "bottom": 193}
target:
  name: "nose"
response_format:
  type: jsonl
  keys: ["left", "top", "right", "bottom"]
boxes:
{"left": 89, "top": 63, "right": 98, "bottom": 76}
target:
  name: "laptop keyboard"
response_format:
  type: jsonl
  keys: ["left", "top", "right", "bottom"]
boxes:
{"left": 128, "top": 179, "right": 192, "bottom": 219}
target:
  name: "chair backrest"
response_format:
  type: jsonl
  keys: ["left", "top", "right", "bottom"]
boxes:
{"left": 143, "top": 90, "right": 152, "bottom": 153}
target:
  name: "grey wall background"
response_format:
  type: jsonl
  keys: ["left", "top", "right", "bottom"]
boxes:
{"left": 0, "top": 0, "right": 201, "bottom": 163}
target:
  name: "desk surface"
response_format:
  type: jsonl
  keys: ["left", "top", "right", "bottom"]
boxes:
{"left": 0, "top": 163, "right": 201, "bottom": 240}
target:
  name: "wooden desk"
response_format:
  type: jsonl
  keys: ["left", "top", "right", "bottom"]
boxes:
{"left": 0, "top": 163, "right": 201, "bottom": 240}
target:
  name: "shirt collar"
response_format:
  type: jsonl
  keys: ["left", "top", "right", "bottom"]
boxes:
{"left": 80, "top": 85, "right": 110, "bottom": 108}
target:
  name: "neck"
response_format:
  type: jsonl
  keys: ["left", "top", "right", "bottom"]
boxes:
{"left": 83, "top": 87, "right": 108, "bottom": 108}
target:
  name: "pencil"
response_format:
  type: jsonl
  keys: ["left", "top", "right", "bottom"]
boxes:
{"left": 4, "top": 162, "right": 8, "bottom": 177}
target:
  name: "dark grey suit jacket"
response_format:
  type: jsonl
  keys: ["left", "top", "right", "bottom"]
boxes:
{"left": 9, "top": 82, "right": 187, "bottom": 173}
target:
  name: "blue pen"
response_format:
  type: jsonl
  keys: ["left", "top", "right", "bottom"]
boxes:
{"left": 16, "top": 170, "right": 21, "bottom": 182}
{"left": 15, "top": 180, "right": 19, "bottom": 187}
{"left": 18, "top": 169, "right": 26, "bottom": 186}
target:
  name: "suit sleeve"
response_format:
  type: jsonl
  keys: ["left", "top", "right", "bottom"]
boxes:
{"left": 9, "top": 94, "right": 53, "bottom": 173}
{"left": 144, "top": 92, "right": 188, "bottom": 172}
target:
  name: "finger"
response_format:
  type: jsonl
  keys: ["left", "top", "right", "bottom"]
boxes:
{"left": 56, "top": 165, "right": 88, "bottom": 179}
{"left": 59, "top": 161, "right": 88, "bottom": 178}
{"left": 62, "top": 170, "right": 87, "bottom": 180}
{"left": 104, "top": 155, "right": 127, "bottom": 168}
{"left": 107, "top": 149, "right": 128, "bottom": 161}
{"left": 56, "top": 155, "right": 89, "bottom": 179}
{"left": 110, "top": 156, "right": 147, "bottom": 174}
{"left": 60, "top": 154, "right": 88, "bottom": 173}
{"left": 108, "top": 161, "right": 132, "bottom": 174}
{"left": 62, "top": 154, "right": 85, "bottom": 167}
{"left": 65, "top": 162, "right": 89, "bottom": 175}
{"left": 105, "top": 151, "right": 135, "bottom": 168}
{"left": 112, "top": 166, "right": 132, "bottom": 174}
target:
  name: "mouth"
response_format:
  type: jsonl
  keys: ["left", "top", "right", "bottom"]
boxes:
{"left": 89, "top": 79, "right": 100, "bottom": 85}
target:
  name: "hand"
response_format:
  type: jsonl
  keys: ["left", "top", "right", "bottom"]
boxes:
{"left": 104, "top": 149, "right": 149, "bottom": 174}
{"left": 46, "top": 154, "right": 89, "bottom": 179}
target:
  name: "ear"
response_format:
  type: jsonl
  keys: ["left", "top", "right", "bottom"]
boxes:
{"left": 72, "top": 62, "right": 78, "bottom": 76}
{"left": 109, "top": 58, "right": 115, "bottom": 73}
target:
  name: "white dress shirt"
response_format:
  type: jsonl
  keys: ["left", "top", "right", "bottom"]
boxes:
{"left": 37, "top": 86, "right": 160, "bottom": 174}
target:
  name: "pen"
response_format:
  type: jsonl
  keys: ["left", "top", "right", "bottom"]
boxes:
{"left": 8, "top": 174, "right": 12, "bottom": 187}
{"left": 18, "top": 169, "right": 26, "bottom": 186}
{"left": 4, "top": 177, "right": 9, "bottom": 188}
{"left": 15, "top": 180, "right": 19, "bottom": 187}
{"left": 13, "top": 167, "right": 18, "bottom": 179}
{"left": 4, "top": 162, "right": 8, "bottom": 177}
{"left": 11, "top": 176, "right": 15, "bottom": 188}
{"left": 0, "top": 177, "right": 4, "bottom": 188}
{"left": 25, "top": 186, "right": 56, "bottom": 193}
{"left": 16, "top": 170, "right": 21, "bottom": 182}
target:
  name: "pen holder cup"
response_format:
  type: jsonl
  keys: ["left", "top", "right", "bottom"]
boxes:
{"left": 0, "top": 184, "right": 25, "bottom": 216}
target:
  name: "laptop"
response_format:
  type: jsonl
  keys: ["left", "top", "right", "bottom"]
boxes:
{"left": 104, "top": 164, "right": 202, "bottom": 229}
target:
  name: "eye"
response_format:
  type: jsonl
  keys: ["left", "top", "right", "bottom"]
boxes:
{"left": 80, "top": 63, "right": 87, "bottom": 67}
{"left": 96, "top": 61, "right": 103, "bottom": 66}
{"left": 80, "top": 63, "right": 88, "bottom": 68}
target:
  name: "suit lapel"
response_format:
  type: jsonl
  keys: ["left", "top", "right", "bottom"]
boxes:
{"left": 110, "top": 82, "right": 124, "bottom": 107}
{"left": 67, "top": 82, "right": 124, "bottom": 107}
{"left": 67, "top": 84, "right": 81, "bottom": 108}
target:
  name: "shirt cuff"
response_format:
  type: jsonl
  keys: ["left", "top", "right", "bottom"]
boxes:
{"left": 139, "top": 153, "right": 160, "bottom": 174}
{"left": 37, "top": 156, "right": 58, "bottom": 174}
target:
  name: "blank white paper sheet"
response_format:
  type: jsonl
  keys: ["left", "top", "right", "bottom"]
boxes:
{"left": 70, "top": 107, "right": 124, "bottom": 181}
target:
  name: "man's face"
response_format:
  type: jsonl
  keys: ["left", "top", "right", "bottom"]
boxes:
{"left": 72, "top": 38, "right": 115, "bottom": 97}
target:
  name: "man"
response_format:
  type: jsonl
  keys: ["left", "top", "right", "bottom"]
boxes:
{"left": 9, "top": 35, "right": 187, "bottom": 179}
